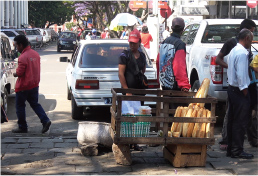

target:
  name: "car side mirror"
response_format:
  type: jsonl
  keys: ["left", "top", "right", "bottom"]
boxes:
{"left": 60, "top": 57, "right": 68, "bottom": 62}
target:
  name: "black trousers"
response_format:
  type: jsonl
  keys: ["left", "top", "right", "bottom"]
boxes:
{"left": 227, "top": 85, "right": 250, "bottom": 156}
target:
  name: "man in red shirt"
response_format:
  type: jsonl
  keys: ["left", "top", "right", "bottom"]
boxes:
{"left": 140, "top": 26, "right": 153, "bottom": 57}
{"left": 12, "top": 35, "right": 51, "bottom": 133}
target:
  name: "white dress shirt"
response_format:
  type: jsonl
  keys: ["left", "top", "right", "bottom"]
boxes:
{"left": 162, "top": 30, "right": 170, "bottom": 40}
{"left": 227, "top": 43, "right": 250, "bottom": 90}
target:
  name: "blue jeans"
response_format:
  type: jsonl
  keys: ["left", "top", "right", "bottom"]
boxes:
{"left": 16, "top": 86, "right": 50, "bottom": 129}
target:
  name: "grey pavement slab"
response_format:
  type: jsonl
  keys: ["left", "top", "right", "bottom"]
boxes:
{"left": 102, "top": 164, "right": 132, "bottom": 172}
{"left": 54, "top": 142, "right": 78, "bottom": 148}
{"left": 17, "top": 138, "right": 41, "bottom": 143}
{"left": 29, "top": 142, "right": 54, "bottom": 148}
{"left": 1, "top": 148, "right": 22, "bottom": 154}
{"left": 7, "top": 143, "right": 29, "bottom": 149}
{"left": 75, "top": 165, "right": 103, "bottom": 173}
{"left": 42, "top": 138, "right": 64, "bottom": 143}
{"left": 1, "top": 138, "right": 18, "bottom": 143}
{"left": 23, "top": 148, "right": 48, "bottom": 154}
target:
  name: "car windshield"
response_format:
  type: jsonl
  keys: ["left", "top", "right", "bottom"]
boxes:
{"left": 16, "top": 30, "right": 25, "bottom": 35}
{"left": 61, "top": 32, "right": 76, "bottom": 39}
{"left": 25, "top": 30, "right": 40, "bottom": 35}
{"left": 201, "top": 24, "right": 258, "bottom": 43}
{"left": 79, "top": 43, "right": 153, "bottom": 68}
{"left": 2, "top": 31, "right": 16, "bottom": 37}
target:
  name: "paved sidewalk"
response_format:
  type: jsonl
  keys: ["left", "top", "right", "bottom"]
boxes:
{"left": 1, "top": 134, "right": 257, "bottom": 175}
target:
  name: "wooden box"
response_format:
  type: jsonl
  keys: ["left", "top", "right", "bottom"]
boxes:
{"left": 163, "top": 144, "right": 207, "bottom": 167}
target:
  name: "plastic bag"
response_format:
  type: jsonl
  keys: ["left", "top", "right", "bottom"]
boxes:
{"left": 122, "top": 101, "right": 141, "bottom": 115}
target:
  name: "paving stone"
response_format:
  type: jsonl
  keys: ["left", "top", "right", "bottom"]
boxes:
{"left": 18, "top": 138, "right": 41, "bottom": 143}
{"left": 55, "top": 142, "right": 78, "bottom": 148}
{"left": 1, "top": 138, "right": 17, "bottom": 144}
{"left": 131, "top": 151, "right": 158, "bottom": 157}
{"left": 65, "top": 158, "right": 92, "bottom": 165}
{"left": 23, "top": 148, "right": 47, "bottom": 154}
{"left": 103, "top": 164, "right": 132, "bottom": 172}
{"left": 131, "top": 163, "right": 158, "bottom": 172}
{"left": 1, "top": 148, "right": 22, "bottom": 154}
{"left": 64, "top": 139, "right": 78, "bottom": 143}
{"left": 76, "top": 165, "right": 103, "bottom": 173}
{"left": 73, "top": 147, "right": 81, "bottom": 153}
{"left": 29, "top": 142, "right": 54, "bottom": 148}
{"left": 8, "top": 163, "right": 37, "bottom": 175}
{"left": 1, "top": 167, "right": 17, "bottom": 175}
{"left": 96, "top": 157, "right": 117, "bottom": 164}
{"left": 41, "top": 138, "right": 64, "bottom": 143}
{"left": 131, "top": 157, "right": 145, "bottom": 164}
{"left": 25, "top": 159, "right": 53, "bottom": 168}
{"left": 1, "top": 144, "right": 8, "bottom": 149}
{"left": 143, "top": 157, "right": 169, "bottom": 164}
{"left": 7, "top": 143, "right": 29, "bottom": 149}
{"left": 32, "top": 151, "right": 55, "bottom": 157}
{"left": 90, "top": 172, "right": 119, "bottom": 175}
{"left": 49, "top": 147, "right": 73, "bottom": 153}
{"left": 33, "top": 165, "right": 76, "bottom": 175}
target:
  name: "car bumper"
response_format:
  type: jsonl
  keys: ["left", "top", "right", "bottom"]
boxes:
{"left": 58, "top": 44, "right": 75, "bottom": 50}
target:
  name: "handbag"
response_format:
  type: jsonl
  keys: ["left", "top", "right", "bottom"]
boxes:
{"left": 128, "top": 50, "right": 148, "bottom": 89}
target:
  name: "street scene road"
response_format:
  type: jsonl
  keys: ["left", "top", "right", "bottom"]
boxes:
{"left": 1, "top": 42, "right": 258, "bottom": 175}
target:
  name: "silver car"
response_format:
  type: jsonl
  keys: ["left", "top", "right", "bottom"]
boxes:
{"left": 60, "top": 39, "right": 158, "bottom": 120}
{"left": 25, "top": 29, "right": 43, "bottom": 48}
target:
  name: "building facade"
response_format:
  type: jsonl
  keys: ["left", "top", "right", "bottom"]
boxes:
{"left": 0, "top": 0, "right": 28, "bottom": 28}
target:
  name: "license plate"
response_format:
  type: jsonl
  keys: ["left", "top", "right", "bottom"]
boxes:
{"left": 104, "top": 98, "right": 112, "bottom": 104}
{"left": 65, "top": 45, "right": 70, "bottom": 47}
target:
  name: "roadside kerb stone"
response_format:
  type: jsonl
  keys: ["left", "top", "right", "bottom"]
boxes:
{"left": 7, "top": 143, "right": 29, "bottom": 149}
{"left": 18, "top": 138, "right": 41, "bottom": 143}
{"left": 54, "top": 142, "right": 78, "bottom": 148}
{"left": 1, "top": 138, "right": 17, "bottom": 143}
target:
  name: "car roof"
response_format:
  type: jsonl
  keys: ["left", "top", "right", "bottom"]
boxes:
{"left": 0, "top": 32, "right": 9, "bottom": 38}
{"left": 0, "top": 29, "right": 19, "bottom": 35}
{"left": 191, "top": 19, "right": 258, "bottom": 25}
{"left": 79, "top": 39, "right": 129, "bottom": 45}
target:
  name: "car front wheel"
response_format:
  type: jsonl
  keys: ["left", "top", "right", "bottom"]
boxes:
{"left": 67, "top": 86, "right": 71, "bottom": 100}
{"left": 71, "top": 94, "right": 83, "bottom": 120}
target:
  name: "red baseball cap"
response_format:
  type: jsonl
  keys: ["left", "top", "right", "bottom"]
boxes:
{"left": 128, "top": 29, "right": 141, "bottom": 43}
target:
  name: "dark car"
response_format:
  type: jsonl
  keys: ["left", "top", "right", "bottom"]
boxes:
{"left": 57, "top": 32, "right": 78, "bottom": 52}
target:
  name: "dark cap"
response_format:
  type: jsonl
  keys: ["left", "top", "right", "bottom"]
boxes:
{"left": 172, "top": 17, "right": 185, "bottom": 29}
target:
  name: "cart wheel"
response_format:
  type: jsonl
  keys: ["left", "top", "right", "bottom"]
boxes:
{"left": 71, "top": 94, "right": 83, "bottom": 120}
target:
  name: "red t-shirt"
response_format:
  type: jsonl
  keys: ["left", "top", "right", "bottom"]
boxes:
{"left": 141, "top": 33, "right": 153, "bottom": 49}
{"left": 101, "top": 32, "right": 106, "bottom": 39}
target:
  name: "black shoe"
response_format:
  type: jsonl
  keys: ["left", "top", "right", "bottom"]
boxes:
{"left": 231, "top": 151, "right": 254, "bottom": 159}
{"left": 42, "top": 121, "right": 51, "bottom": 133}
{"left": 12, "top": 128, "right": 28, "bottom": 133}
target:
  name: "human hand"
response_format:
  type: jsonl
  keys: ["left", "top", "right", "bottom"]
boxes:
{"left": 181, "top": 88, "right": 189, "bottom": 92}
{"left": 13, "top": 73, "right": 17, "bottom": 77}
{"left": 126, "top": 93, "right": 132, "bottom": 96}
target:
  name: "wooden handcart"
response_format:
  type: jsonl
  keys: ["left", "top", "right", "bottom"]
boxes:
{"left": 110, "top": 88, "right": 217, "bottom": 167}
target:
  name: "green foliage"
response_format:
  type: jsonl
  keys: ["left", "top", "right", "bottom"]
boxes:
{"left": 28, "top": 1, "right": 75, "bottom": 28}
{"left": 66, "top": 22, "right": 75, "bottom": 31}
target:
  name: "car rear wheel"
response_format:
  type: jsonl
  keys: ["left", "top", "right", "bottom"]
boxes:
{"left": 57, "top": 46, "right": 61, "bottom": 52}
{"left": 71, "top": 94, "right": 83, "bottom": 120}
{"left": 67, "top": 86, "right": 71, "bottom": 100}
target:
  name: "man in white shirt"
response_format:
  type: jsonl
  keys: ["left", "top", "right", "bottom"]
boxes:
{"left": 162, "top": 26, "right": 170, "bottom": 40}
{"left": 227, "top": 29, "right": 254, "bottom": 159}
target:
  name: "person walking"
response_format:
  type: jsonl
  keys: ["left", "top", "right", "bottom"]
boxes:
{"left": 159, "top": 17, "right": 191, "bottom": 92}
{"left": 226, "top": 29, "right": 254, "bottom": 159}
{"left": 118, "top": 29, "right": 147, "bottom": 151}
{"left": 216, "top": 19, "right": 257, "bottom": 150}
{"left": 12, "top": 35, "right": 51, "bottom": 133}
{"left": 162, "top": 26, "right": 170, "bottom": 40}
{"left": 140, "top": 26, "right": 153, "bottom": 58}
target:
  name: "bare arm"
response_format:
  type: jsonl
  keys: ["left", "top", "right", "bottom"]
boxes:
{"left": 216, "top": 52, "right": 228, "bottom": 68}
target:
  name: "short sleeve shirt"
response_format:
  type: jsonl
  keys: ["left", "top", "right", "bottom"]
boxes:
{"left": 119, "top": 51, "right": 146, "bottom": 72}
{"left": 220, "top": 38, "right": 238, "bottom": 56}
{"left": 141, "top": 33, "right": 153, "bottom": 49}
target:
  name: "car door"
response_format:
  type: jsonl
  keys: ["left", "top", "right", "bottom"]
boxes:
{"left": 67, "top": 45, "right": 80, "bottom": 89}
{"left": 185, "top": 24, "right": 200, "bottom": 76}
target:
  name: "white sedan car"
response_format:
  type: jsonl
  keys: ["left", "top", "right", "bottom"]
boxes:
{"left": 61, "top": 39, "right": 159, "bottom": 120}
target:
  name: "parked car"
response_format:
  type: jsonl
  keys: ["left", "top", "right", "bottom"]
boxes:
{"left": 57, "top": 31, "right": 78, "bottom": 52}
{"left": 0, "top": 29, "right": 19, "bottom": 52}
{"left": 80, "top": 29, "right": 101, "bottom": 40}
{"left": 1, "top": 32, "right": 18, "bottom": 113}
{"left": 25, "top": 28, "right": 43, "bottom": 48}
{"left": 15, "top": 29, "right": 26, "bottom": 36}
{"left": 60, "top": 39, "right": 159, "bottom": 120}
{"left": 181, "top": 19, "right": 258, "bottom": 104}
{"left": 36, "top": 28, "right": 50, "bottom": 44}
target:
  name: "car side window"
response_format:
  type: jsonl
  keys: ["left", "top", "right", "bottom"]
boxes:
{"left": 1, "top": 38, "right": 11, "bottom": 59}
{"left": 186, "top": 24, "right": 200, "bottom": 45}
{"left": 71, "top": 45, "right": 80, "bottom": 67}
{"left": 181, "top": 25, "right": 191, "bottom": 43}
